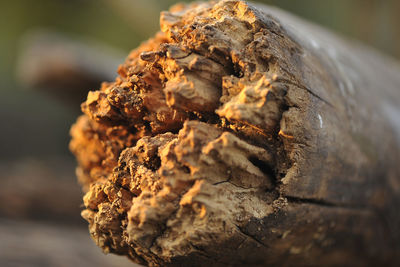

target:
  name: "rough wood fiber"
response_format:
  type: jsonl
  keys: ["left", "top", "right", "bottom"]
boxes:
{"left": 70, "top": 1, "right": 400, "bottom": 266}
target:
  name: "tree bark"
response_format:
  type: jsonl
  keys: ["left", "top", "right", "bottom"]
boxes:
{"left": 70, "top": 0, "right": 400, "bottom": 266}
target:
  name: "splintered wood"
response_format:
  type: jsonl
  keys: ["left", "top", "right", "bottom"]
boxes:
{"left": 70, "top": 1, "right": 400, "bottom": 266}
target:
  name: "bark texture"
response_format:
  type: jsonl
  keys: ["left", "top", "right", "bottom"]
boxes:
{"left": 70, "top": 1, "right": 400, "bottom": 266}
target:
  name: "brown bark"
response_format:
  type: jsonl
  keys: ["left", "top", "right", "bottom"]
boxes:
{"left": 69, "top": 1, "right": 400, "bottom": 266}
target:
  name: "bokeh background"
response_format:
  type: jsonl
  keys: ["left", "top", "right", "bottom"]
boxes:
{"left": 0, "top": 0, "right": 399, "bottom": 266}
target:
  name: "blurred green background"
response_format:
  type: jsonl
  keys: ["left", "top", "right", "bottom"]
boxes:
{"left": 0, "top": 0, "right": 399, "bottom": 266}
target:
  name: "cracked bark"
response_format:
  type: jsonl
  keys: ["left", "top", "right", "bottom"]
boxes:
{"left": 70, "top": 0, "right": 400, "bottom": 266}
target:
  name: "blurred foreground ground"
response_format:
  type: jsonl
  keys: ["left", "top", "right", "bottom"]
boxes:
{"left": 0, "top": 158, "right": 138, "bottom": 267}
{"left": 0, "top": 219, "right": 136, "bottom": 267}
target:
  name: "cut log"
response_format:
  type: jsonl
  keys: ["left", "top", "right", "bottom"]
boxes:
{"left": 70, "top": 0, "right": 400, "bottom": 266}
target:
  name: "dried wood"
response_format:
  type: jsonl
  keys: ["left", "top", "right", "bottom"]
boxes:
{"left": 70, "top": 1, "right": 400, "bottom": 265}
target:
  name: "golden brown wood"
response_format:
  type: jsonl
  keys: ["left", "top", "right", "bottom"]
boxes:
{"left": 70, "top": 1, "right": 400, "bottom": 266}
